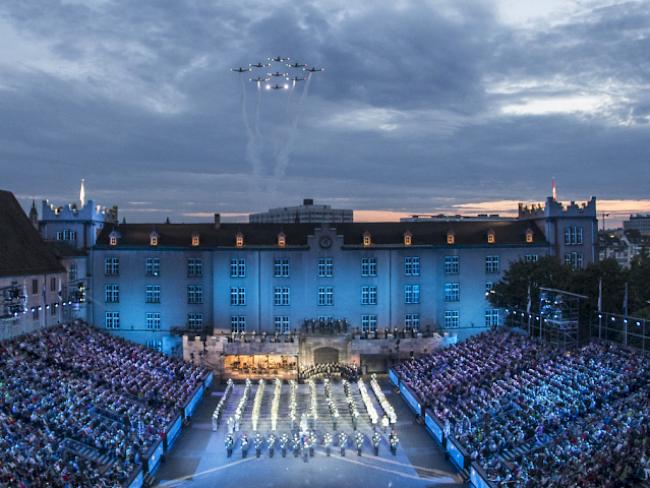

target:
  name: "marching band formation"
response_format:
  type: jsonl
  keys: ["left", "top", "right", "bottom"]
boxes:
{"left": 215, "top": 368, "right": 400, "bottom": 461}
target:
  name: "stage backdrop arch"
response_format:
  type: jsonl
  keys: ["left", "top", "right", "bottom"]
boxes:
{"left": 313, "top": 346, "right": 340, "bottom": 364}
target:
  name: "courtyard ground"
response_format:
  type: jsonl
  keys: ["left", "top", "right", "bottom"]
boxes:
{"left": 154, "top": 377, "right": 464, "bottom": 488}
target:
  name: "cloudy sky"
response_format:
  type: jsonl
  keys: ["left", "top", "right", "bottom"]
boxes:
{"left": 1, "top": 0, "right": 649, "bottom": 225}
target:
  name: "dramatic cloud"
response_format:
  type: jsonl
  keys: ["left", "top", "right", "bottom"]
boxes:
{"left": 0, "top": 0, "right": 648, "bottom": 225}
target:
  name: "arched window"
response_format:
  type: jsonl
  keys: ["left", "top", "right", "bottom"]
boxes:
{"left": 362, "top": 231, "right": 372, "bottom": 247}
{"left": 149, "top": 231, "right": 159, "bottom": 246}
{"left": 446, "top": 231, "right": 455, "bottom": 245}
{"left": 235, "top": 232, "right": 244, "bottom": 248}
{"left": 487, "top": 229, "right": 496, "bottom": 244}
{"left": 191, "top": 233, "right": 200, "bottom": 247}
{"left": 403, "top": 231, "right": 412, "bottom": 246}
{"left": 277, "top": 232, "right": 286, "bottom": 248}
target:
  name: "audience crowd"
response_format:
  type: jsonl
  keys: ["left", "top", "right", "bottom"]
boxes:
{"left": 395, "top": 329, "right": 650, "bottom": 487}
{"left": 0, "top": 323, "right": 209, "bottom": 487}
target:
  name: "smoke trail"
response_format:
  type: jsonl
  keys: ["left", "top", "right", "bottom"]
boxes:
{"left": 273, "top": 73, "right": 312, "bottom": 181}
{"left": 240, "top": 75, "right": 262, "bottom": 180}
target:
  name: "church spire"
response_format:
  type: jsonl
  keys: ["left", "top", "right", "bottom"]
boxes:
{"left": 29, "top": 200, "right": 38, "bottom": 228}
{"left": 80, "top": 178, "right": 86, "bottom": 207}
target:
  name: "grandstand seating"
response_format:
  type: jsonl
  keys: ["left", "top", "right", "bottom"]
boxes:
{"left": 0, "top": 323, "right": 209, "bottom": 487}
{"left": 394, "top": 329, "right": 650, "bottom": 487}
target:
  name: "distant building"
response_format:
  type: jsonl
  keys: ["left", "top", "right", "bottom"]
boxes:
{"left": 623, "top": 214, "right": 650, "bottom": 236}
{"left": 0, "top": 190, "right": 68, "bottom": 340}
{"left": 401, "top": 214, "right": 505, "bottom": 222}
{"left": 249, "top": 199, "right": 353, "bottom": 224}
{"left": 599, "top": 229, "right": 650, "bottom": 268}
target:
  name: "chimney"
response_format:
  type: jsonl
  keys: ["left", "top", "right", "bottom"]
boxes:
{"left": 214, "top": 213, "right": 221, "bottom": 229}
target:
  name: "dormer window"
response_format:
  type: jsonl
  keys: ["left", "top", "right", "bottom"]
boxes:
{"left": 277, "top": 232, "right": 286, "bottom": 248}
{"left": 525, "top": 228, "right": 534, "bottom": 244}
{"left": 446, "top": 231, "right": 455, "bottom": 245}
{"left": 362, "top": 231, "right": 372, "bottom": 247}
{"left": 403, "top": 231, "right": 412, "bottom": 246}
{"left": 109, "top": 231, "right": 119, "bottom": 246}
{"left": 192, "top": 233, "right": 200, "bottom": 247}
{"left": 235, "top": 232, "right": 244, "bottom": 248}
{"left": 150, "top": 231, "right": 159, "bottom": 246}
{"left": 487, "top": 230, "right": 496, "bottom": 244}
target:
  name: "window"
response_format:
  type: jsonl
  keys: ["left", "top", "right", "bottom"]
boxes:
{"left": 362, "top": 232, "right": 372, "bottom": 247}
{"left": 361, "top": 314, "right": 377, "bottom": 332}
{"left": 564, "top": 251, "right": 584, "bottom": 269}
{"left": 230, "top": 258, "right": 246, "bottom": 278}
{"left": 231, "top": 315, "right": 246, "bottom": 333}
{"left": 318, "top": 286, "right": 334, "bottom": 306}
{"left": 31, "top": 279, "right": 39, "bottom": 295}
{"left": 187, "top": 285, "right": 203, "bottom": 304}
{"left": 361, "top": 285, "right": 377, "bottom": 305}
{"left": 149, "top": 232, "right": 159, "bottom": 246}
{"left": 187, "top": 313, "right": 203, "bottom": 329}
{"left": 525, "top": 254, "right": 539, "bottom": 263}
{"left": 274, "top": 316, "right": 290, "bottom": 334}
{"left": 109, "top": 232, "right": 118, "bottom": 246}
{"left": 105, "top": 284, "right": 119, "bottom": 303}
{"left": 526, "top": 229, "right": 534, "bottom": 243}
{"left": 274, "top": 286, "right": 290, "bottom": 306}
{"left": 235, "top": 232, "right": 244, "bottom": 248}
{"left": 403, "top": 232, "right": 412, "bottom": 246}
{"left": 145, "top": 285, "right": 161, "bottom": 304}
{"left": 404, "top": 256, "right": 420, "bottom": 276}
{"left": 105, "top": 311, "right": 120, "bottom": 329}
{"left": 56, "top": 229, "right": 77, "bottom": 241}
{"left": 145, "top": 257, "right": 160, "bottom": 277}
{"left": 104, "top": 257, "right": 120, "bottom": 276}
{"left": 404, "top": 284, "right": 420, "bottom": 304}
{"left": 361, "top": 257, "right": 377, "bottom": 277}
{"left": 485, "top": 309, "right": 500, "bottom": 327}
{"left": 230, "top": 287, "right": 246, "bottom": 306}
{"left": 405, "top": 313, "right": 420, "bottom": 329}
{"left": 485, "top": 255, "right": 500, "bottom": 274}
{"left": 50, "top": 277, "right": 56, "bottom": 292}
{"left": 444, "top": 310, "right": 460, "bottom": 328}
{"left": 318, "top": 257, "right": 334, "bottom": 277}
{"left": 564, "top": 226, "right": 584, "bottom": 245}
{"left": 447, "top": 231, "right": 455, "bottom": 245}
{"left": 444, "top": 282, "right": 460, "bottom": 302}
{"left": 146, "top": 312, "right": 161, "bottom": 330}
{"left": 146, "top": 339, "right": 162, "bottom": 352}
{"left": 277, "top": 233, "right": 286, "bottom": 248}
{"left": 192, "top": 233, "right": 200, "bottom": 247}
{"left": 187, "top": 258, "right": 203, "bottom": 277}
{"left": 274, "top": 258, "right": 290, "bottom": 278}
{"left": 487, "top": 230, "right": 495, "bottom": 244}
{"left": 444, "top": 255, "right": 459, "bottom": 275}
{"left": 68, "top": 262, "right": 77, "bottom": 281}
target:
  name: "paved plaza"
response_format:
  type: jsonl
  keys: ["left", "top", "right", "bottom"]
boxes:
{"left": 154, "top": 377, "right": 463, "bottom": 488}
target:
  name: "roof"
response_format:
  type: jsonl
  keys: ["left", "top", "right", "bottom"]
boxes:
{"left": 0, "top": 190, "right": 66, "bottom": 277}
{"left": 46, "top": 240, "right": 88, "bottom": 258}
{"left": 95, "top": 219, "right": 548, "bottom": 248}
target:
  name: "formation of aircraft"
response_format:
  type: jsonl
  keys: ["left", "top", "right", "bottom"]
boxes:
{"left": 232, "top": 57, "right": 322, "bottom": 92}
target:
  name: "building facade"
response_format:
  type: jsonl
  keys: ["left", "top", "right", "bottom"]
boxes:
{"left": 86, "top": 197, "right": 597, "bottom": 357}
{"left": 0, "top": 191, "right": 69, "bottom": 341}
{"left": 249, "top": 198, "right": 353, "bottom": 224}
